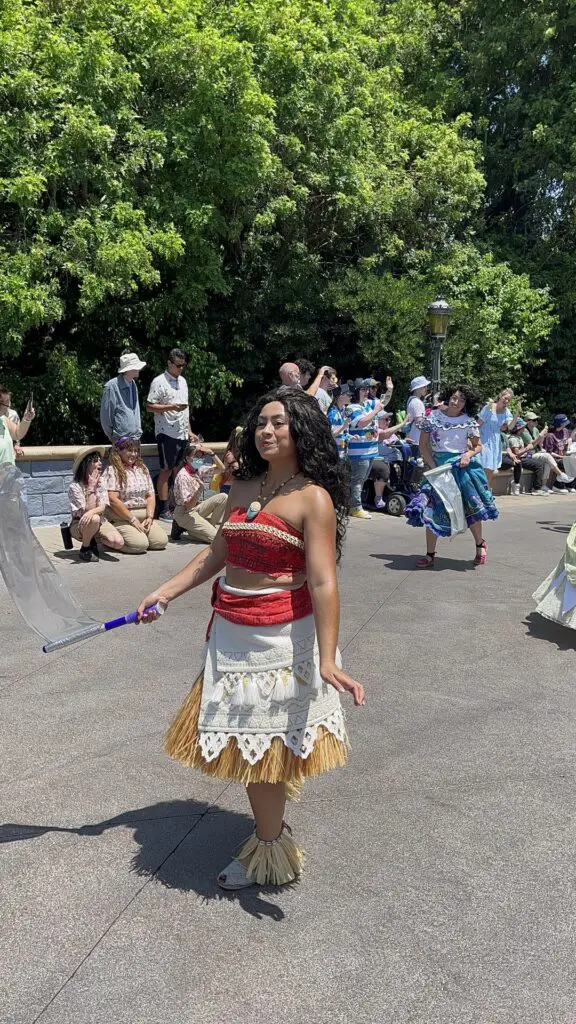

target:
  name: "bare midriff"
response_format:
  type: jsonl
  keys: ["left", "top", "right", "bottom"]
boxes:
{"left": 225, "top": 566, "right": 307, "bottom": 591}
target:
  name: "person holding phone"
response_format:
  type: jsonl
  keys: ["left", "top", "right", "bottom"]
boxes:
{"left": 170, "top": 442, "right": 227, "bottom": 544}
{"left": 0, "top": 386, "right": 34, "bottom": 465}
{"left": 146, "top": 348, "right": 197, "bottom": 522}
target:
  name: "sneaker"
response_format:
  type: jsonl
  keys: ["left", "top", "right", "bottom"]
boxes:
{"left": 556, "top": 472, "right": 572, "bottom": 483}
{"left": 510, "top": 483, "right": 521, "bottom": 496}
{"left": 531, "top": 489, "right": 548, "bottom": 496}
{"left": 375, "top": 498, "right": 386, "bottom": 510}
{"left": 159, "top": 510, "right": 173, "bottom": 523}
{"left": 552, "top": 487, "right": 569, "bottom": 494}
{"left": 541, "top": 487, "right": 551, "bottom": 494}
{"left": 349, "top": 508, "right": 372, "bottom": 519}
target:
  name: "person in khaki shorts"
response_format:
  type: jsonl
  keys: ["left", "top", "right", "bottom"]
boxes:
{"left": 172, "top": 442, "right": 227, "bottom": 543}
{"left": 102, "top": 437, "right": 168, "bottom": 554}
{"left": 68, "top": 446, "right": 124, "bottom": 562}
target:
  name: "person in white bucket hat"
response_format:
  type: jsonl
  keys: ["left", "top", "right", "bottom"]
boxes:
{"left": 100, "top": 352, "right": 146, "bottom": 443}
{"left": 405, "top": 375, "right": 431, "bottom": 450}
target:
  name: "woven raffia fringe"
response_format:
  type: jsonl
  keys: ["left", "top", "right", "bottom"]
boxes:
{"left": 164, "top": 673, "right": 348, "bottom": 792}
{"left": 237, "top": 827, "right": 305, "bottom": 886}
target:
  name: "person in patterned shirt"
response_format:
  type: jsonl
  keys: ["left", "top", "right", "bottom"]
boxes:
{"left": 102, "top": 438, "right": 168, "bottom": 555}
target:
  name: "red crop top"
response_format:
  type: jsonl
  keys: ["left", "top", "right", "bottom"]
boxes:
{"left": 222, "top": 507, "right": 307, "bottom": 577}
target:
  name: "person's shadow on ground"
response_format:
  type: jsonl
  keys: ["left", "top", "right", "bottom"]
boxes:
{"left": 52, "top": 550, "right": 121, "bottom": 563}
{"left": 370, "top": 552, "right": 470, "bottom": 573}
{"left": 0, "top": 799, "right": 286, "bottom": 921}
{"left": 536, "top": 521, "right": 571, "bottom": 535}
{"left": 524, "top": 611, "right": 576, "bottom": 651}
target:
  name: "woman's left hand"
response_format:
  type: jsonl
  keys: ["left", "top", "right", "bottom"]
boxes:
{"left": 320, "top": 662, "right": 365, "bottom": 706}
{"left": 142, "top": 517, "right": 153, "bottom": 533}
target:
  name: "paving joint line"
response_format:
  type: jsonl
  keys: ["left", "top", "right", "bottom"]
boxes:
{"left": 340, "top": 570, "right": 413, "bottom": 653}
{"left": 30, "top": 782, "right": 232, "bottom": 1024}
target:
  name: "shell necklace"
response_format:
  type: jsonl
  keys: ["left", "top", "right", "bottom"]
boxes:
{"left": 246, "top": 470, "right": 300, "bottom": 521}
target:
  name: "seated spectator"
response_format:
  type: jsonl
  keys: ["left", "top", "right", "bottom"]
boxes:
{"left": 519, "top": 412, "right": 571, "bottom": 492}
{"left": 103, "top": 438, "right": 168, "bottom": 553}
{"left": 501, "top": 421, "right": 546, "bottom": 495}
{"left": 171, "top": 443, "right": 228, "bottom": 544}
{"left": 369, "top": 411, "right": 410, "bottom": 509}
{"left": 327, "top": 384, "right": 351, "bottom": 459}
{"left": 68, "top": 447, "right": 124, "bottom": 562}
{"left": 544, "top": 413, "right": 576, "bottom": 492}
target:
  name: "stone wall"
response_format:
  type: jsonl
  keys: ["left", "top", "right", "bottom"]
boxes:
{"left": 16, "top": 443, "right": 226, "bottom": 527}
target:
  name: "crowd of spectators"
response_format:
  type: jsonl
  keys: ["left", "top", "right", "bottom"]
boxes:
{"left": 3, "top": 351, "right": 576, "bottom": 563}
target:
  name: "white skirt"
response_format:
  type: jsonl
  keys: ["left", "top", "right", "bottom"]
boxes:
{"left": 533, "top": 558, "right": 576, "bottom": 630}
{"left": 197, "top": 582, "right": 346, "bottom": 766}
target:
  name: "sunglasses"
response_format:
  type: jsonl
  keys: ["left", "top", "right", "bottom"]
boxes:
{"left": 170, "top": 360, "right": 186, "bottom": 369}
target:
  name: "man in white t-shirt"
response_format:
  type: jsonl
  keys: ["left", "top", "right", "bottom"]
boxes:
{"left": 146, "top": 349, "right": 196, "bottom": 521}
{"left": 405, "top": 375, "right": 430, "bottom": 448}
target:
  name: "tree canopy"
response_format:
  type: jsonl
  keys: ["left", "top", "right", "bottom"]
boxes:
{"left": 0, "top": 0, "right": 566, "bottom": 442}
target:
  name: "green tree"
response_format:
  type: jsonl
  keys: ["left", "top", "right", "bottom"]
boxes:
{"left": 0, "top": 0, "right": 556, "bottom": 440}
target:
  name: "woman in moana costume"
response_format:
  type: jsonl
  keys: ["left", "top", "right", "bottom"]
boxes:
{"left": 138, "top": 386, "right": 365, "bottom": 890}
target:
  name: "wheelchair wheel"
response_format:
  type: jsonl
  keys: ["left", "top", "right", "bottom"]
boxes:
{"left": 386, "top": 493, "right": 407, "bottom": 517}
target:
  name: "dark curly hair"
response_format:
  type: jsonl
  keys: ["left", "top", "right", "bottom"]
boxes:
{"left": 235, "top": 386, "right": 349, "bottom": 561}
{"left": 439, "top": 383, "right": 480, "bottom": 417}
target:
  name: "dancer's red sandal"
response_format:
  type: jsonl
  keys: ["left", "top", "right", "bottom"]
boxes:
{"left": 473, "top": 541, "right": 487, "bottom": 566}
{"left": 416, "top": 552, "right": 436, "bottom": 569}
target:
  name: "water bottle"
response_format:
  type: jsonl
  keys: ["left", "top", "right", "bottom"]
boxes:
{"left": 60, "top": 522, "right": 73, "bottom": 550}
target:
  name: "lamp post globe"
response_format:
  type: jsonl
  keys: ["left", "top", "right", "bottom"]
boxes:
{"left": 427, "top": 296, "right": 452, "bottom": 396}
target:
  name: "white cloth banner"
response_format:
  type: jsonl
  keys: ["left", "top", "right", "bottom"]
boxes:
{"left": 424, "top": 461, "right": 467, "bottom": 535}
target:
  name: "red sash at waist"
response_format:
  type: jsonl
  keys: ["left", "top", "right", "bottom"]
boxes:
{"left": 208, "top": 578, "right": 313, "bottom": 633}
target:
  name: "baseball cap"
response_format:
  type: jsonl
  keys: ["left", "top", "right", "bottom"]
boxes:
{"left": 363, "top": 377, "right": 380, "bottom": 387}
{"left": 409, "top": 375, "right": 431, "bottom": 392}
{"left": 352, "top": 377, "right": 368, "bottom": 390}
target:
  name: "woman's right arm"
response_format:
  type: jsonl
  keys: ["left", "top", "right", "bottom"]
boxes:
{"left": 419, "top": 431, "right": 435, "bottom": 470}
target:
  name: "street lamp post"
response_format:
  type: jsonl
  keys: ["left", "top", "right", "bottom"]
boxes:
{"left": 427, "top": 296, "right": 452, "bottom": 396}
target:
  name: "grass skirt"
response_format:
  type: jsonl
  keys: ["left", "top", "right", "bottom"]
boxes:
{"left": 405, "top": 453, "right": 498, "bottom": 538}
{"left": 165, "top": 610, "right": 349, "bottom": 786}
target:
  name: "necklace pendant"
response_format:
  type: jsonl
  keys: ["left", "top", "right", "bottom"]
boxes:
{"left": 246, "top": 500, "right": 262, "bottom": 521}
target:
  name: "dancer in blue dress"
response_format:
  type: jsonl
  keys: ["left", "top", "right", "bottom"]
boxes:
{"left": 478, "top": 389, "right": 518, "bottom": 485}
{"left": 406, "top": 384, "right": 498, "bottom": 568}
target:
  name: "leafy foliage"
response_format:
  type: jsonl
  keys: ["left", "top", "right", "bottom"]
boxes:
{"left": 0, "top": 0, "right": 560, "bottom": 440}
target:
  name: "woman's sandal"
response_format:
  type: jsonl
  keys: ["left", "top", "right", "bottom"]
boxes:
{"left": 217, "top": 858, "right": 254, "bottom": 890}
{"left": 416, "top": 552, "right": 436, "bottom": 569}
{"left": 473, "top": 541, "right": 487, "bottom": 566}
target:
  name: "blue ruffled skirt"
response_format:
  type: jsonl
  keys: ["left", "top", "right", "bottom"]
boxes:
{"left": 405, "top": 453, "right": 498, "bottom": 538}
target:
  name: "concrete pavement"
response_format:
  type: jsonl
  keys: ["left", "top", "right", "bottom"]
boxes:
{"left": 1, "top": 496, "right": 576, "bottom": 1023}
